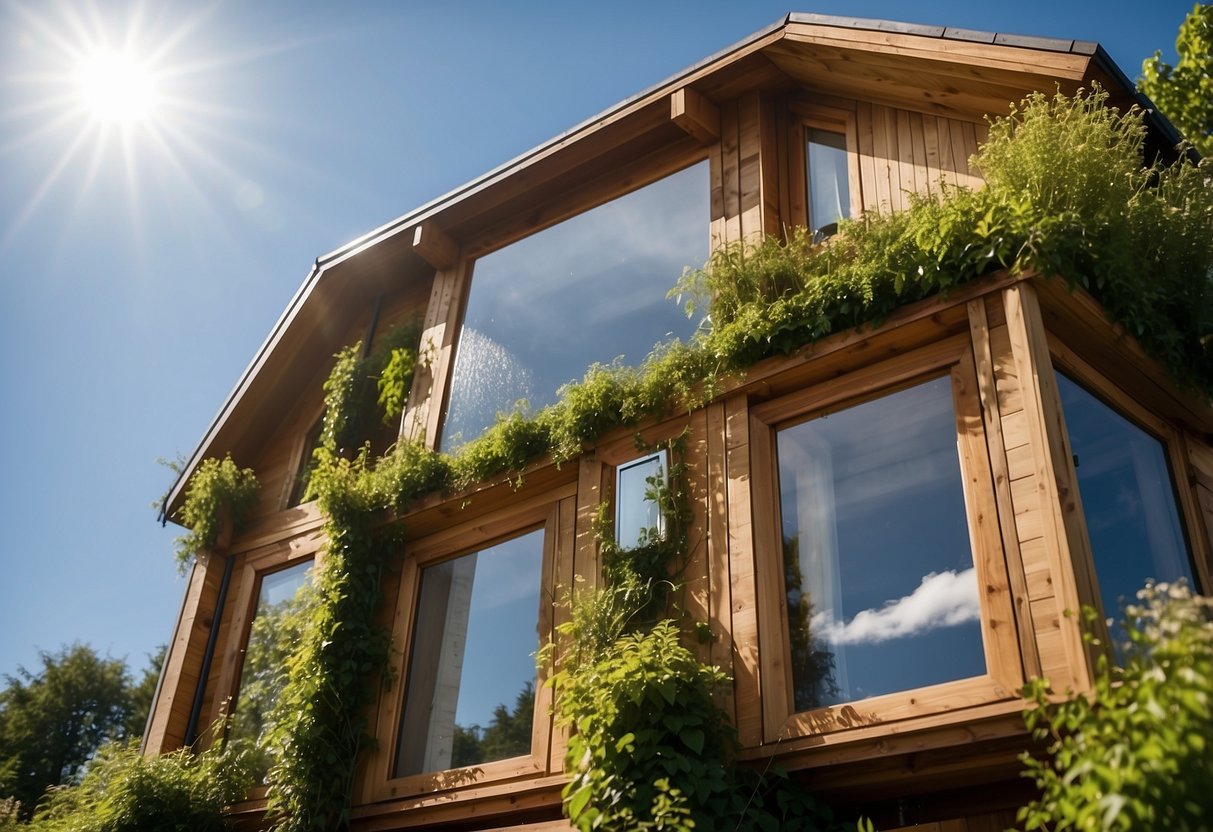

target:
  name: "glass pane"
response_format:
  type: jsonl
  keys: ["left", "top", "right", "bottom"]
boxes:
{"left": 806, "top": 128, "right": 850, "bottom": 240}
{"left": 395, "top": 528, "right": 543, "bottom": 777}
{"left": 230, "top": 560, "right": 314, "bottom": 770}
{"left": 1056, "top": 373, "right": 1195, "bottom": 616}
{"left": 616, "top": 452, "right": 665, "bottom": 549}
{"left": 777, "top": 377, "right": 984, "bottom": 711}
{"left": 441, "top": 161, "right": 709, "bottom": 450}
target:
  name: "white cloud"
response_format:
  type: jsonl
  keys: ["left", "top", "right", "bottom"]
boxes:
{"left": 812, "top": 568, "right": 980, "bottom": 646}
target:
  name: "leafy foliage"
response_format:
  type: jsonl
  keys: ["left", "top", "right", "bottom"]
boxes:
{"left": 676, "top": 89, "right": 1213, "bottom": 394}
{"left": 317, "top": 323, "right": 421, "bottom": 459}
{"left": 450, "top": 682, "right": 535, "bottom": 768}
{"left": 173, "top": 455, "right": 259, "bottom": 569}
{"left": 23, "top": 737, "right": 256, "bottom": 832}
{"left": 1140, "top": 4, "right": 1213, "bottom": 157}
{"left": 1018, "top": 582, "right": 1213, "bottom": 831}
{"left": 0, "top": 646, "right": 137, "bottom": 821}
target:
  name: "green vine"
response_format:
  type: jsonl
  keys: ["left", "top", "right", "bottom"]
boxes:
{"left": 318, "top": 322, "right": 421, "bottom": 459}
{"left": 548, "top": 440, "right": 845, "bottom": 830}
{"left": 173, "top": 454, "right": 259, "bottom": 570}
{"left": 170, "top": 90, "right": 1213, "bottom": 829}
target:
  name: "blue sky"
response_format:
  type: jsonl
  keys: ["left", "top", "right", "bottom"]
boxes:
{"left": 0, "top": 0, "right": 1196, "bottom": 685}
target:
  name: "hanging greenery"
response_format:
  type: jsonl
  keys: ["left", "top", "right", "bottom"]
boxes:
{"left": 172, "top": 454, "right": 259, "bottom": 570}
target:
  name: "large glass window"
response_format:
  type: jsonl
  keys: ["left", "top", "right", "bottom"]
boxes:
{"left": 776, "top": 377, "right": 985, "bottom": 711}
{"left": 1056, "top": 373, "right": 1196, "bottom": 613}
{"left": 441, "top": 162, "right": 709, "bottom": 450}
{"left": 230, "top": 560, "right": 314, "bottom": 767}
{"left": 806, "top": 129, "right": 850, "bottom": 241}
{"left": 394, "top": 528, "right": 544, "bottom": 777}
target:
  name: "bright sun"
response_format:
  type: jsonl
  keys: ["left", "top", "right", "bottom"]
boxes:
{"left": 74, "top": 49, "right": 158, "bottom": 124}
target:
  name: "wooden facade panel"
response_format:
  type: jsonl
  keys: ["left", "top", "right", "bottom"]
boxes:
{"left": 705, "top": 402, "right": 736, "bottom": 722}
{"left": 856, "top": 103, "right": 988, "bottom": 215}
{"left": 1029, "top": 596, "right": 1074, "bottom": 688}
{"left": 1022, "top": 536, "right": 1055, "bottom": 601}
{"left": 145, "top": 553, "right": 227, "bottom": 753}
{"left": 723, "top": 394, "right": 762, "bottom": 747}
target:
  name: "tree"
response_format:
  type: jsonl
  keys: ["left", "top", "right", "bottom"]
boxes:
{"left": 1018, "top": 582, "right": 1213, "bottom": 831}
{"left": 0, "top": 646, "right": 134, "bottom": 820}
{"left": 124, "top": 646, "right": 165, "bottom": 740}
{"left": 1140, "top": 4, "right": 1213, "bottom": 157}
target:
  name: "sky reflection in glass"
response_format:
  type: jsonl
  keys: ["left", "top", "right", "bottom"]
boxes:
{"left": 777, "top": 377, "right": 984, "bottom": 711}
{"left": 1056, "top": 373, "right": 1195, "bottom": 616}
{"left": 441, "top": 161, "right": 709, "bottom": 450}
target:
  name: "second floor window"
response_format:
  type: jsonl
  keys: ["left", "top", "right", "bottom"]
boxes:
{"left": 806, "top": 128, "right": 850, "bottom": 241}
{"left": 441, "top": 161, "right": 709, "bottom": 450}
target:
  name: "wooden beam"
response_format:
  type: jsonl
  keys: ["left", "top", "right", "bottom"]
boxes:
{"left": 410, "top": 221, "right": 460, "bottom": 271}
{"left": 670, "top": 87, "right": 720, "bottom": 145}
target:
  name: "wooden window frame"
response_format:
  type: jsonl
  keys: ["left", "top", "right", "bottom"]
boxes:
{"left": 785, "top": 100, "right": 863, "bottom": 232}
{"left": 750, "top": 339, "right": 1024, "bottom": 746}
{"left": 365, "top": 484, "right": 575, "bottom": 803}
{"left": 1047, "top": 338, "right": 1213, "bottom": 601}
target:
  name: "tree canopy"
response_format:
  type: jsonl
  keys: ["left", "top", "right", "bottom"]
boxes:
{"left": 1140, "top": 4, "right": 1213, "bottom": 157}
{"left": 0, "top": 645, "right": 160, "bottom": 821}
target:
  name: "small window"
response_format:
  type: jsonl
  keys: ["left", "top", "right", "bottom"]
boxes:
{"left": 1056, "top": 372, "right": 1197, "bottom": 612}
{"left": 776, "top": 376, "right": 984, "bottom": 710}
{"left": 229, "top": 559, "right": 314, "bottom": 768}
{"left": 806, "top": 128, "right": 851, "bottom": 241}
{"left": 394, "top": 528, "right": 544, "bottom": 778}
{"left": 615, "top": 451, "right": 666, "bottom": 549}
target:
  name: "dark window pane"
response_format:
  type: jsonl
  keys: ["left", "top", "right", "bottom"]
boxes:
{"left": 806, "top": 129, "right": 850, "bottom": 240}
{"left": 441, "top": 162, "right": 709, "bottom": 450}
{"left": 616, "top": 452, "right": 665, "bottom": 549}
{"left": 395, "top": 528, "right": 543, "bottom": 777}
{"left": 1056, "top": 373, "right": 1195, "bottom": 614}
{"left": 777, "top": 377, "right": 984, "bottom": 711}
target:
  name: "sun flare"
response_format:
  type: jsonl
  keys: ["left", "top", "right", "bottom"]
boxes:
{"left": 74, "top": 49, "right": 158, "bottom": 124}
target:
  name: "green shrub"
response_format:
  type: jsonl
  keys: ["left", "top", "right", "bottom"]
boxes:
{"left": 1019, "top": 581, "right": 1213, "bottom": 831}
{"left": 24, "top": 737, "right": 256, "bottom": 832}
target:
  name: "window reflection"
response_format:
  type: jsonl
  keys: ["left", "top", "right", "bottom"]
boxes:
{"left": 1056, "top": 373, "right": 1196, "bottom": 613}
{"left": 441, "top": 161, "right": 709, "bottom": 450}
{"left": 230, "top": 559, "right": 315, "bottom": 773}
{"left": 395, "top": 529, "right": 543, "bottom": 777}
{"left": 806, "top": 129, "right": 850, "bottom": 240}
{"left": 616, "top": 452, "right": 665, "bottom": 549}
{"left": 776, "top": 377, "right": 985, "bottom": 711}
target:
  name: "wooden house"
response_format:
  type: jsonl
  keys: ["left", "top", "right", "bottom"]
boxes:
{"left": 145, "top": 13, "right": 1211, "bottom": 831}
